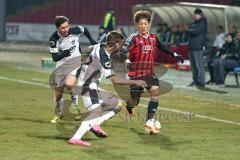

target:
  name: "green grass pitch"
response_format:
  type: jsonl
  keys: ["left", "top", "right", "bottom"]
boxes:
{"left": 0, "top": 64, "right": 240, "bottom": 160}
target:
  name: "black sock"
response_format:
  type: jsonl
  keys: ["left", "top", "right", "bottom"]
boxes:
{"left": 147, "top": 98, "right": 158, "bottom": 120}
{"left": 126, "top": 101, "right": 134, "bottom": 114}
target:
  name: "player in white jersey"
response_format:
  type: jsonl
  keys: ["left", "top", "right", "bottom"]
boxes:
{"left": 49, "top": 16, "right": 97, "bottom": 123}
{"left": 68, "top": 31, "right": 146, "bottom": 146}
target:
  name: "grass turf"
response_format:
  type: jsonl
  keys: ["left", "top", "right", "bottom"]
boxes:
{"left": 0, "top": 64, "right": 240, "bottom": 160}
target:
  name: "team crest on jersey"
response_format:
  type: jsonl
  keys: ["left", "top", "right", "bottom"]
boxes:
{"left": 72, "top": 40, "right": 75, "bottom": 45}
{"left": 140, "top": 40, "right": 143, "bottom": 44}
{"left": 150, "top": 38, "right": 155, "bottom": 43}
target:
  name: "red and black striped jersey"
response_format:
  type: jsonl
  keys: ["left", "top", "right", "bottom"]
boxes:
{"left": 124, "top": 32, "right": 174, "bottom": 77}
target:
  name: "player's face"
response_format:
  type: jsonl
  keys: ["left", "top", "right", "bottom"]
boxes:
{"left": 58, "top": 21, "right": 69, "bottom": 37}
{"left": 137, "top": 18, "right": 150, "bottom": 36}
{"left": 114, "top": 42, "right": 122, "bottom": 51}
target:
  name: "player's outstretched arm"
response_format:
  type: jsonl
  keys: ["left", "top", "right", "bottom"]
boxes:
{"left": 83, "top": 27, "right": 97, "bottom": 45}
{"left": 109, "top": 75, "right": 146, "bottom": 87}
{"left": 156, "top": 38, "right": 184, "bottom": 63}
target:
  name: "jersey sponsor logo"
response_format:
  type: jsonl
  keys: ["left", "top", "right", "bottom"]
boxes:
{"left": 49, "top": 41, "right": 55, "bottom": 47}
{"left": 142, "top": 45, "right": 153, "bottom": 53}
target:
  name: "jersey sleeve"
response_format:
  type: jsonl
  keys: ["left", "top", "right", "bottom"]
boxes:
{"left": 49, "top": 32, "right": 59, "bottom": 54}
{"left": 101, "top": 64, "right": 115, "bottom": 78}
{"left": 121, "top": 33, "right": 135, "bottom": 53}
{"left": 99, "top": 49, "right": 116, "bottom": 78}
{"left": 69, "top": 26, "right": 85, "bottom": 35}
{"left": 156, "top": 34, "right": 175, "bottom": 56}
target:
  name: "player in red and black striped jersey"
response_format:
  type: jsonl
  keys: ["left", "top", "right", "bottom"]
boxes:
{"left": 122, "top": 10, "right": 184, "bottom": 124}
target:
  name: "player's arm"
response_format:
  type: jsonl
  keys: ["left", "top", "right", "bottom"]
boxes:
{"left": 119, "top": 34, "right": 135, "bottom": 69}
{"left": 108, "top": 75, "right": 146, "bottom": 87}
{"left": 121, "top": 34, "right": 135, "bottom": 53}
{"left": 101, "top": 59, "right": 145, "bottom": 86}
{"left": 70, "top": 26, "right": 97, "bottom": 45}
{"left": 156, "top": 36, "right": 184, "bottom": 63}
{"left": 49, "top": 35, "right": 71, "bottom": 62}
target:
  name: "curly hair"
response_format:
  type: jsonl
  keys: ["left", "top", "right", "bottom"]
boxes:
{"left": 134, "top": 10, "right": 151, "bottom": 23}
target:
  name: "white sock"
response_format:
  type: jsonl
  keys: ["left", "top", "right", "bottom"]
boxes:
{"left": 96, "top": 110, "right": 115, "bottom": 125}
{"left": 71, "top": 112, "right": 100, "bottom": 140}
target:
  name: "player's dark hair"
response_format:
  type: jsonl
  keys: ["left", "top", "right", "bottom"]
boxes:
{"left": 134, "top": 10, "right": 151, "bottom": 23}
{"left": 106, "top": 31, "right": 124, "bottom": 46}
{"left": 54, "top": 16, "right": 69, "bottom": 28}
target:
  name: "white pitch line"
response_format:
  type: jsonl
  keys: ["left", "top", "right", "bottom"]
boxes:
{"left": 141, "top": 104, "right": 240, "bottom": 126}
{"left": 1, "top": 75, "right": 240, "bottom": 126}
{"left": 0, "top": 76, "right": 50, "bottom": 88}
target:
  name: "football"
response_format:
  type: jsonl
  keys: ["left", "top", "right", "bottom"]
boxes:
{"left": 144, "top": 119, "right": 161, "bottom": 134}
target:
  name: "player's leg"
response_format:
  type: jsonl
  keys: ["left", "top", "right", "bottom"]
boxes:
{"left": 51, "top": 86, "right": 64, "bottom": 123}
{"left": 68, "top": 88, "right": 105, "bottom": 146}
{"left": 144, "top": 75, "right": 161, "bottom": 133}
{"left": 147, "top": 85, "right": 160, "bottom": 120}
{"left": 68, "top": 105, "right": 102, "bottom": 146}
{"left": 96, "top": 90, "right": 121, "bottom": 125}
{"left": 126, "top": 85, "right": 143, "bottom": 116}
{"left": 66, "top": 68, "right": 81, "bottom": 114}
{"left": 65, "top": 74, "right": 79, "bottom": 108}
{"left": 146, "top": 75, "right": 160, "bottom": 121}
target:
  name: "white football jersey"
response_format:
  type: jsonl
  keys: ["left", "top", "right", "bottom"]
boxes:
{"left": 49, "top": 26, "right": 84, "bottom": 67}
{"left": 78, "top": 43, "right": 115, "bottom": 90}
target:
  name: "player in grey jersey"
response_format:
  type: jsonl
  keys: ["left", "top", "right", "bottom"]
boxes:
{"left": 68, "top": 31, "right": 146, "bottom": 146}
{"left": 49, "top": 16, "right": 97, "bottom": 123}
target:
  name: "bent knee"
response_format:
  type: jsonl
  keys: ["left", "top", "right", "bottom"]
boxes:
{"left": 150, "top": 86, "right": 160, "bottom": 97}
{"left": 113, "top": 106, "right": 121, "bottom": 114}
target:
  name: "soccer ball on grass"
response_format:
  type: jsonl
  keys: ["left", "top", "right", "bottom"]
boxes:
{"left": 144, "top": 119, "right": 161, "bottom": 134}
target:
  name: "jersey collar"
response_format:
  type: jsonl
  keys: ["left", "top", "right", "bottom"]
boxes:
{"left": 104, "top": 48, "right": 111, "bottom": 59}
{"left": 137, "top": 31, "right": 149, "bottom": 38}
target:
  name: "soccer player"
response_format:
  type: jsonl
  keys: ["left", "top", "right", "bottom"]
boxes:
{"left": 122, "top": 10, "right": 184, "bottom": 130}
{"left": 49, "top": 16, "right": 97, "bottom": 123}
{"left": 68, "top": 31, "right": 146, "bottom": 146}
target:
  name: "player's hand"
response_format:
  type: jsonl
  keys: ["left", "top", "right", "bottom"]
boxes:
{"left": 134, "top": 80, "right": 147, "bottom": 87}
{"left": 174, "top": 52, "right": 184, "bottom": 64}
{"left": 60, "top": 49, "right": 71, "bottom": 57}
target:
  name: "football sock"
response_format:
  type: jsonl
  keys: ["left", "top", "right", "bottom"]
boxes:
{"left": 96, "top": 110, "right": 115, "bottom": 125}
{"left": 71, "top": 112, "right": 100, "bottom": 140}
{"left": 126, "top": 102, "right": 134, "bottom": 114}
{"left": 147, "top": 98, "right": 159, "bottom": 121}
{"left": 69, "top": 89, "right": 77, "bottom": 100}
{"left": 55, "top": 98, "right": 64, "bottom": 116}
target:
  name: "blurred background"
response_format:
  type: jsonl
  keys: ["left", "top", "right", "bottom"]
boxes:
{"left": 1, "top": 0, "right": 240, "bottom": 68}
